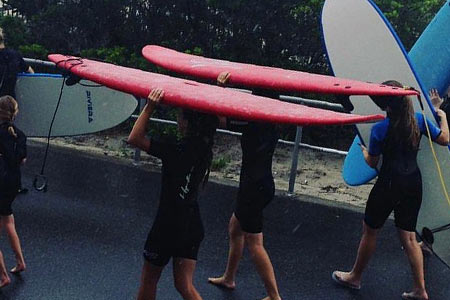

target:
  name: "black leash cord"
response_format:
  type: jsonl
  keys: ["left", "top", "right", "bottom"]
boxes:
{"left": 33, "top": 76, "right": 67, "bottom": 192}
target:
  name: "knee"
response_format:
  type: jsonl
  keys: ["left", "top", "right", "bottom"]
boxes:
{"left": 229, "top": 226, "right": 243, "bottom": 239}
{"left": 362, "top": 222, "right": 378, "bottom": 238}
{"left": 403, "top": 234, "right": 418, "bottom": 249}
{"left": 245, "top": 236, "right": 263, "bottom": 256}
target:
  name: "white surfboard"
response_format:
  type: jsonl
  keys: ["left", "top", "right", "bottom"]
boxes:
{"left": 322, "top": 0, "right": 450, "bottom": 267}
{"left": 14, "top": 73, "right": 138, "bottom": 137}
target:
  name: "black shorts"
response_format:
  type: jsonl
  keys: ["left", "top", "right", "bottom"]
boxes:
{"left": 235, "top": 176, "right": 275, "bottom": 234}
{"left": 143, "top": 239, "right": 202, "bottom": 267}
{"left": 0, "top": 192, "right": 16, "bottom": 216}
{"left": 364, "top": 171, "right": 422, "bottom": 232}
{"left": 143, "top": 208, "right": 204, "bottom": 267}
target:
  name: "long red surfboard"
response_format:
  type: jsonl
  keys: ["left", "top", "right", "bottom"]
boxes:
{"left": 48, "top": 54, "right": 383, "bottom": 126}
{"left": 142, "top": 45, "right": 418, "bottom": 97}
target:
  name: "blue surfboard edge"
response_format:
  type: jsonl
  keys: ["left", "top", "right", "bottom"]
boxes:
{"left": 321, "top": 0, "right": 450, "bottom": 185}
{"left": 18, "top": 72, "right": 62, "bottom": 78}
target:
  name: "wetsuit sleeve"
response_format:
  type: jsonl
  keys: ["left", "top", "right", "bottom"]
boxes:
{"left": 368, "top": 122, "right": 388, "bottom": 156}
{"left": 416, "top": 113, "right": 441, "bottom": 141}
{"left": 16, "top": 52, "right": 29, "bottom": 73}
{"left": 15, "top": 128, "right": 27, "bottom": 160}
{"left": 147, "top": 136, "right": 177, "bottom": 160}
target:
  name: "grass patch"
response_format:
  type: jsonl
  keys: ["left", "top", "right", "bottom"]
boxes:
{"left": 211, "top": 155, "right": 231, "bottom": 171}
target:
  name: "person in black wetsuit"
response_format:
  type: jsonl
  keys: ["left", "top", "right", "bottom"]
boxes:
{"left": 208, "top": 72, "right": 282, "bottom": 300}
{"left": 332, "top": 81, "right": 449, "bottom": 300}
{"left": 0, "top": 27, "right": 33, "bottom": 195}
{"left": 0, "top": 27, "right": 34, "bottom": 98}
{"left": 128, "top": 88, "right": 218, "bottom": 300}
{"left": 0, "top": 95, "right": 27, "bottom": 280}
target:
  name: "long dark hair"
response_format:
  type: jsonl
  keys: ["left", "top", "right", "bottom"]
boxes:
{"left": 182, "top": 109, "right": 219, "bottom": 187}
{"left": 371, "top": 80, "right": 420, "bottom": 151}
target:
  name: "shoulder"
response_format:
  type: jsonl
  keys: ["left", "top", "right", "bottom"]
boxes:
{"left": 371, "top": 118, "right": 389, "bottom": 135}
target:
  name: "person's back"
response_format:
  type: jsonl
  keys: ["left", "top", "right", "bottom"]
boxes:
{"left": 0, "top": 48, "right": 28, "bottom": 98}
{"left": 0, "top": 122, "right": 26, "bottom": 191}
{"left": 0, "top": 27, "right": 33, "bottom": 98}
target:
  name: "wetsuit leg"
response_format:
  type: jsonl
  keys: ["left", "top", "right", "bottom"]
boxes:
{"left": 364, "top": 176, "right": 396, "bottom": 229}
{"left": 235, "top": 177, "right": 275, "bottom": 234}
{"left": 393, "top": 171, "right": 422, "bottom": 232}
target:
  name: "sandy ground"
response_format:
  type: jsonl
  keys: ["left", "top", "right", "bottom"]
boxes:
{"left": 31, "top": 132, "right": 373, "bottom": 208}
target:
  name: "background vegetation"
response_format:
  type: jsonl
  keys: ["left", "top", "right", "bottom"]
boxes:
{"left": 0, "top": 0, "right": 445, "bottom": 148}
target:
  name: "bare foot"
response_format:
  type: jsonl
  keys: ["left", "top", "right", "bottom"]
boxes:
{"left": 208, "top": 276, "right": 235, "bottom": 290}
{"left": 401, "top": 290, "right": 429, "bottom": 300}
{"left": 331, "top": 271, "right": 361, "bottom": 290}
{"left": 261, "top": 296, "right": 282, "bottom": 300}
{"left": 10, "top": 263, "right": 26, "bottom": 274}
{"left": 0, "top": 275, "right": 11, "bottom": 288}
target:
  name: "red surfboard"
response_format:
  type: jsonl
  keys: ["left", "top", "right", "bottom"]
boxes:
{"left": 48, "top": 54, "right": 384, "bottom": 126}
{"left": 142, "top": 45, "right": 419, "bottom": 97}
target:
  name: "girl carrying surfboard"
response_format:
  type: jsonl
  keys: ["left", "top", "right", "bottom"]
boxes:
{"left": 332, "top": 80, "right": 449, "bottom": 300}
{"left": 0, "top": 95, "right": 27, "bottom": 286}
{"left": 208, "top": 72, "right": 282, "bottom": 300}
{"left": 128, "top": 88, "right": 218, "bottom": 300}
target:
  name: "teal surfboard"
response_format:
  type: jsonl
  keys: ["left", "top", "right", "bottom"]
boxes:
{"left": 322, "top": 0, "right": 450, "bottom": 268}
{"left": 335, "top": 1, "right": 450, "bottom": 186}
{"left": 14, "top": 73, "right": 138, "bottom": 137}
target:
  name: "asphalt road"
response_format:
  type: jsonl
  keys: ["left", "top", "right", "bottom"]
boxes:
{"left": 0, "top": 142, "right": 448, "bottom": 299}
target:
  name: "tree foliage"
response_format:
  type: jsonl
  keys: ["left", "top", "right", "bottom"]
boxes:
{"left": 0, "top": 0, "right": 446, "bottom": 145}
{"left": 1, "top": 0, "right": 445, "bottom": 72}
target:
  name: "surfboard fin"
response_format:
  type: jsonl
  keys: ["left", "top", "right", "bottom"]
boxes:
{"left": 65, "top": 73, "right": 82, "bottom": 86}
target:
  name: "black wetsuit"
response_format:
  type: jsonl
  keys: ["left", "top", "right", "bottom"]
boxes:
{"left": 0, "top": 122, "right": 26, "bottom": 215}
{"left": 229, "top": 120, "right": 279, "bottom": 233}
{"left": 143, "top": 135, "right": 212, "bottom": 266}
{"left": 364, "top": 113, "right": 441, "bottom": 232}
{"left": 0, "top": 48, "right": 29, "bottom": 98}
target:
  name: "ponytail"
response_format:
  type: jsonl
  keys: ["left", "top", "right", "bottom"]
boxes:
{"left": 7, "top": 124, "right": 17, "bottom": 138}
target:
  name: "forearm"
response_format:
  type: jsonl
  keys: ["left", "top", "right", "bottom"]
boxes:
{"left": 439, "top": 115, "right": 449, "bottom": 145}
{"left": 127, "top": 103, "right": 156, "bottom": 150}
{"left": 363, "top": 150, "right": 379, "bottom": 168}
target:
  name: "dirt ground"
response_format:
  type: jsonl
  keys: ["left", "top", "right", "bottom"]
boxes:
{"left": 32, "top": 131, "right": 373, "bottom": 208}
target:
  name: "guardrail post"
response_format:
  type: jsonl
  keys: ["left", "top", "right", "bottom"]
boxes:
{"left": 288, "top": 126, "right": 303, "bottom": 194}
{"left": 133, "top": 97, "right": 145, "bottom": 165}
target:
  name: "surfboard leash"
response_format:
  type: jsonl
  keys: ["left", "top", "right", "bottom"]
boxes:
{"left": 414, "top": 92, "right": 450, "bottom": 207}
{"left": 33, "top": 57, "right": 90, "bottom": 191}
{"left": 33, "top": 75, "right": 68, "bottom": 192}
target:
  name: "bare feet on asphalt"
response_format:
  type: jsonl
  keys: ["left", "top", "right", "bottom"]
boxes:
{"left": 0, "top": 274, "right": 10, "bottom": 288}
{"left": 10, "top": 263, "right": 26, "bottom": 274}
{"left": 207, "top": 276, "right": 236, "bottom": 290}
{"left": 332, "top": 270, "right": 361, "bottom": 290}
{"left": 401, "top": 290, "right": 429, "bottom": 300}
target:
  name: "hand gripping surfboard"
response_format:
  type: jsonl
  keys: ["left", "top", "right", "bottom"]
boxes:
{"left": 142, "top": 45, "right": 418, "bottom": 97}
{"left": 47, "top": 55, "right": 384, "bottom": 127}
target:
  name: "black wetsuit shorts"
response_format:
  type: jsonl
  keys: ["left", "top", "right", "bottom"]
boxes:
{"left": 0, "top": 192, "right": 16, "bottom": 216}
{"left": 364, "top": 170, "right": 422, "bottom": 232}
{"left": 235, "top": 176, "right": 275, "bottom": 234}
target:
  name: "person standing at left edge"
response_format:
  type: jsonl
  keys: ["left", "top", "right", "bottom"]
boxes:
{"left": 0, "top": 95, "right": 27, "bottom": 281}
{"left": 0, "top": 27, "right": 33, "bottom": 194}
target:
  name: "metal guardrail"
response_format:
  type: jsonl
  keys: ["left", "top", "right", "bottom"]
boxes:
{"left": 24, "top": 57, "right": 350, "bottom": 193}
